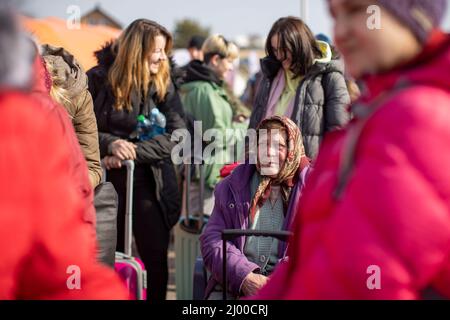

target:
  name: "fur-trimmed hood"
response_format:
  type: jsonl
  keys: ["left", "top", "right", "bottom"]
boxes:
{"left": 41, "top": 44, "right": 88, "bottom": 99}
{"left": 93, "top": 41, "right": 116, "bottom": 69}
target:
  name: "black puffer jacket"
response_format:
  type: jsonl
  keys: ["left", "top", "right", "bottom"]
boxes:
{"left": 249, "top": 53, "right": 351, "bottom": 159}
{"left": 87, "top": 42, "right": 186, "bottom": 229}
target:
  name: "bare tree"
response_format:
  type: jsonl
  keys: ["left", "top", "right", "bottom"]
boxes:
{"left": 173, "top": 19, "right": 210, "bottom": 49}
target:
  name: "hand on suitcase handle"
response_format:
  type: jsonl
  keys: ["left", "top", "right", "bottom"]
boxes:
{"left": 102, "top": 155, "right": 122, "bottom": 170}
{"left": 110, "top": 139, "right": 137, "bottom": 161}
{"left": 101, "top": 158, "right": 135, "bottom": 171}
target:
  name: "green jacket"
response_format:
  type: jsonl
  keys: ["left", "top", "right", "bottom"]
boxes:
{"left": 181, "top": 80, "right": 235, "bottom": 189}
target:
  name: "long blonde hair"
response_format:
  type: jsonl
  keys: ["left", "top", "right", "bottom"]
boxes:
{"left": 43, "top": 57, "right": 74, "bottom": 113}
{"left": 108, "top": 19, "right": 173, "bottom": 111}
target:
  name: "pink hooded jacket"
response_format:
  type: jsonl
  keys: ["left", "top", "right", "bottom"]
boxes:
{"left": 253, "top": 32, "right": 450, "bottom": 300}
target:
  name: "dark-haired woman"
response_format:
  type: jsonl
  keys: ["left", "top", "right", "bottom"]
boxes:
{"left": 87, "top": 19, "right": 185, "bottom": 300}
{"left": 249, "top": 16, "right": 350, "bottom": 159}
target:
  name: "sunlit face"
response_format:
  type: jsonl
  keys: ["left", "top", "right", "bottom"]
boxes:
{"left": 329, "top": 0, "right": 421, "bottom": 78}
{"left": 257, "top": 129, "right": 288, "bottom": 178}
{"left": 271, "top": 34, "right": 293, "bottom": 71}
{"left": 148, "top": 35, "right": 167, "bottom": 74}
{"left": 209, "top": 55, "right": 234, "bottom": 80}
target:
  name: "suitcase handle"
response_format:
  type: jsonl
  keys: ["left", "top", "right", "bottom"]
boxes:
{"left": 101, "top": 160, "right": 135, "bottom": 256}
{"left": 122, "top": 160, "right": 135, "bottom": 256}
{"left": 221, "top": 229, "right": 293, "bottom": 300}
{"left": 182, "top": 163, "right": 205, "bottom": 233}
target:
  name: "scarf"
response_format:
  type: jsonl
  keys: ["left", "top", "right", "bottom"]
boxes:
{"left": 249, "top": 115, "right": 309, "bottom": 222}
{"left": 264, "top": 69, "right": 299, "bottom": 119}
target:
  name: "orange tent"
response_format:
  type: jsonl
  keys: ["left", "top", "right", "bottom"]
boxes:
{"left": 22, "top": 16, "right": 121, "bottom": 71}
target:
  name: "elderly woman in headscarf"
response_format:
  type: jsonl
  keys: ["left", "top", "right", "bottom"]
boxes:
{"left": 200, "top": 116, "right": 311, "bottom": 299}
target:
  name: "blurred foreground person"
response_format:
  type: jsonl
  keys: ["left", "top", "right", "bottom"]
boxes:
{"left": 0, "top": 4, "right": 127, "bottom": 299}
{"left": 253, "top": 0, "right": 450, "bottom": 299}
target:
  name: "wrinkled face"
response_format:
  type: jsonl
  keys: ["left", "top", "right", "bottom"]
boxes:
{"left": 209, "top": 55, "right": 235, "bottom": 80}
{"left": 257, "top": 129, "right": 288, "bottom": 178}
{"left": 329, "top": 0, "right": 421, "bottom": 78}
{"left": 148, "top": 35, "right": 167, "bottom": 74}
{"left": 271, "top": 33, "right": 293, "bottom": 71}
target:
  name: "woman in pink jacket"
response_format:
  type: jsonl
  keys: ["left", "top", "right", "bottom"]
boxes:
{"left": 253, "top": 0, "right": 450, "bottom": 299}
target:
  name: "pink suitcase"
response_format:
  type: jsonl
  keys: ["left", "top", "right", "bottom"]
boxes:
{"left": 112, "top": 160, "right": 147, "bottom": 300}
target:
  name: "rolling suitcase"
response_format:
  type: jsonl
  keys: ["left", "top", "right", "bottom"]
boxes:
{"left": 174, "top": 163, "right": 208, "bottom": 300}
{"left": 94, "top": 179, "right": 118, "bottom": 268}
{"left": 221, "top": 229, "right": 293, "bottom": 300}
{"left": 112, "top": 160, "right": 147, "bottom": 300}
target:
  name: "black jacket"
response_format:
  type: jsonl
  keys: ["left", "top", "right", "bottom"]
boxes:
{"left": 249, "top": 56, "right": 351, "bottom": 159}
{"left": 87, "top": 42, "right": 186, "bottom": 228}
{"left": 182, "top": 59, "right": 222, "bottom": 85}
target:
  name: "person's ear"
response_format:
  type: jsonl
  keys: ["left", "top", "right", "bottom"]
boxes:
{"left": 210, "top": 54, "right": 220, "bottom": 67}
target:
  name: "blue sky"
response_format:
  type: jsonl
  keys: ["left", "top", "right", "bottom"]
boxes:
{"left": 17, "top": 0, "right": 450, "bottom": 40}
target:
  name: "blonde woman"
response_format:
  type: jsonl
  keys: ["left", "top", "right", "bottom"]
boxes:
{"left": 42, "top": 44, "right": 102, "bottom": 188}
{"left": 180, "top": 34, "right": 240, "bottom": 216}
{"left": 87, "top": 19, "right": 185, "bottom": 300}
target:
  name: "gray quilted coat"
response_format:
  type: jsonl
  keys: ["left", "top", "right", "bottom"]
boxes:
{"left": 249, "top": 46, "right": 351, "bottom": 158}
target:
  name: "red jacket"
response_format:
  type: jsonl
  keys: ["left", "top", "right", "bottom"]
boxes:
{"left": 254, "top": 32, "right": 450, "bottom": 299}
{"left": 0, "top": 91, "right": 128, "bottom": 299}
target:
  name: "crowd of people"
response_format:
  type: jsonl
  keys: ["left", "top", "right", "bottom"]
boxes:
{"left": 1, "top": 0, "right": 449, "bottom": 300}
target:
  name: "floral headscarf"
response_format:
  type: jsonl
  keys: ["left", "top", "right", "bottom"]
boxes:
{"left": 249, "top": 115, "right": 309, "bottom": 222}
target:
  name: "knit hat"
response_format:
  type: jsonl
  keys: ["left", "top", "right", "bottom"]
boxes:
{"left": 377, "top": 0, "right": 448, "bottom": 43}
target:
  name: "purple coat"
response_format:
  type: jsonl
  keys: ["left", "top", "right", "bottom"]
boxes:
{"left": 199, "top": 163, "right": 309, "bottom": 298}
